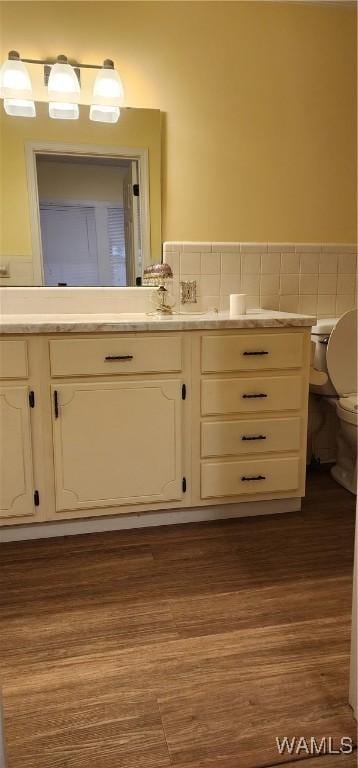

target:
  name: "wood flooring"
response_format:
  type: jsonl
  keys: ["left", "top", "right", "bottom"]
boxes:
{"left": 0, "top": 467, "right": 356, "bottom": 768}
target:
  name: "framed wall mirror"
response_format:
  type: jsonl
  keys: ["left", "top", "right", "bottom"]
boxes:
{"left": 0, "top": 103, "right": 162, "bottom": 286}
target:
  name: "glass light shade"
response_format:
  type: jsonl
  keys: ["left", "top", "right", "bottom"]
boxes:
{"left": 0, "top": 58, "right": 33, "bottom": 99}
{"left": 89, "top": 104, "right": 120, "bottom": 123}
{"left": 92, "top": 66, "right": 124, "bottom": 106}
{"left": 4, "top": 98, "right": 36, "bottom": 117}
{"left": 49, "top": 101, "right": 79, "bottom": 120}
{"left": 47, "top": 61, "right": 80, "bottom": 100}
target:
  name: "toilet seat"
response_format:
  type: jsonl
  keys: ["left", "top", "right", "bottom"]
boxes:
{"left": 337, "top": 396, "right": 358, "bottom": 426}
{"left": 326, "top": 309, "right": 357, "bottom": 397}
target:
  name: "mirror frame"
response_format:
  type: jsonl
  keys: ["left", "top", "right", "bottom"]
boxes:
{"left": 25, "top": 140, "right": 151, "bottom": 286}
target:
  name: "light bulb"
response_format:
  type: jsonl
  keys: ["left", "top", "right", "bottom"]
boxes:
{"left": 0, "top": 51, "right": 33, "bottom": 100}
{"left": 91, "top": 59, "right": 124, "bottom": 106}
{"left": 49, "top": 101, "right": 79, "bottom": 120}
{"left": 4, "top": 98, "right": 36, "bottom": 117}
{"left": 48, "top": 55, "right": 80, "bottom": 100}
{"left": 89, "top": 104, "right": 120, "bottom": 123}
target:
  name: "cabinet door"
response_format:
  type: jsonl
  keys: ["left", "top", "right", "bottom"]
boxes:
{"left": 0, "top": 386, "right": 35, "bottom": 519}
{"left": 52, "top": 380, "right": 184, "bottom": 512}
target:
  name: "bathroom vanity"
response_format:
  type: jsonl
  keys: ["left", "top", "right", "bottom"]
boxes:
{"left": 0, "top": 305, "right": 314, "bottom": 537}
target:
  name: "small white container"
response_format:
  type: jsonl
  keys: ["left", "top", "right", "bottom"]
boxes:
{"left": 230, "top": 293, "right": 246, "bottom": 316}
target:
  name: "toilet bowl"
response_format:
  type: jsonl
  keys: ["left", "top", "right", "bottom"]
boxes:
{"left": 326, "top": 310, "right": 358, "bottom": 494}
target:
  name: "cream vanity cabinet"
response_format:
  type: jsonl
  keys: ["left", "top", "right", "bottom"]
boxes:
{"left": 0, "top": 325, "right": 311, "bottom": 529}
{"left": 195, "top": 330, "right": 309, "bottom": 504}
{"left": 49, "top": 335, "right": 186, "bottom": 513}
{"left": 0, "top": 340, "right": 37, "bottom": 519}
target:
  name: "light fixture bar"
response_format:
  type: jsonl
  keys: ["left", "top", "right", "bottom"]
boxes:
{"left": 16, "top": 56, "right": 105, "bottom": 71}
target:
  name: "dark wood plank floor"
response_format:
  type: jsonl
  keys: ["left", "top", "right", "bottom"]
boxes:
{"left": 0, "top": 468, "right": 356, "bottom": 768}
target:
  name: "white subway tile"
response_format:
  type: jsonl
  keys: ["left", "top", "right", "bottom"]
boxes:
{"left": 280, "top": 275, "right": 299, "bottom": 294}
{"left": 260, "top": 294, "right": 279, "bottom": 310}
{"left": 337, "top": 273, "right": 356, "bottom": 295}
{"left": 281, "top": 253, "right": 300, "bottom": 273}
{"left": 317, "top": 294, "right": 336, "bottom": 315}
{"left": 319, "top": 253, "right": 338, "bottom": 274}
{"left": 261, "top": 274, "right": 279, "bottom": 294}
{"left": 201, "top": 295, "right": 220, "bottom": 311}
{"left": 201, "top": 252, "right": 221, "bottom": 274}
{"left": 201, "top": 274, "right": 221, "bottom": 295}
{"left": 300, "top": 253, "right": 319, "bottom": 274}
{"left": 336, "top": 294, "right": 356, "bottom": 315}
{"left": 318, "top": 274, "right": 337, "bottom": 294}
{"left": 338, "top": 253, "right": 357, "bottom": 274}
{"left": 279, "top": 295, "right": 300, "bottom": 313}
{"left": 215, "top": 242, "right": 240, "bottom": 253}
{"left": 261, "top": 253, "right": 281, "bottom": 274}
{"left": 241, "top": 253, "right": 261, "bottom": 274}
{"left": 163, "top": 242, "right": 183, "bottom": 252}
{"left": 241, "top": 243, "right": 267, "bottom": 253}
{"left": 246, "top": 295, "right": 261, "bottom": 310}
{"left": 268, "top": 243, "right": 295, "bottom": 253}
{"left": 242, "top": 274, "right": 260, "bottom": 294}
{"left": 300, "top": 274, "right": 318, "bottom": 295}
{"left": 220, "top": 274, "right": 242, "bottom": 294}
{"left": 182, "top": 242, "right": 211, "bottom": 252}
{"left": 163, "top": 251, "right": 180, "bottom": 277}
{"left": 219, "top": 294, "right": 230, "bottom": 310}
{"left": 180, "top": 252, "right": 201, "bottom": 274}
{"left": 221, "top": 253, "right": 241, "bottom": 274}
{"left": 295, "top": 244, "right": 321, "bottom": 253}
{"left": 299, "top": 294, "right": 318, "bottom": 314}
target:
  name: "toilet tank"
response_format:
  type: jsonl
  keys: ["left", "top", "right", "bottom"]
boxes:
{"left": 311, "top": 317, "right": 338, "bottom": 396}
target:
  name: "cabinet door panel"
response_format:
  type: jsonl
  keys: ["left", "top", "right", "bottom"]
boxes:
{"left": 0, "top": 386, "right": 35, "bottom": 518}
{"left": 52, "top": 380, "right": 183, "bottom": 512}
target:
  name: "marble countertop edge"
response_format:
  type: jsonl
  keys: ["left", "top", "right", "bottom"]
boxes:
{"left": 0, "top": 310, "right": 316, "bottom": 334}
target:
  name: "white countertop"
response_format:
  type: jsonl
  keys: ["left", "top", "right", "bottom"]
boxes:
{"left": 0, "top": 310, "right": 316, "bottom": 334}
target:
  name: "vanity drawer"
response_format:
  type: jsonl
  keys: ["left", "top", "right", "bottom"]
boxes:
{"left": 201, "top": 332, "right": 304, "bottom": 372}
{"left": 201, "top": 417, "right": 302, "bottom": 458}
{"left": 201, "top": 456, "right": 301, "bottom": 499}
{"left": 201, "top": 375, "right": 303, "bottom": 415}
{"left": 0, "top": 340, "right": 28, "bottom": 379}
{"left": 49, "top": 336, "right": 183, "bottom": 377}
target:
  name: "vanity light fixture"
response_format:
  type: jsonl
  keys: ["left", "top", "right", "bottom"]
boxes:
{"left": 0, "top": 51, "right": 124, "bottom": 122}
{"left": 0, "top": 50, "right": 36, "bottom": 117}
{"left": 90, "top": 59, "right": 124, "bottom": 124}
{"left": 47, "top": 54, "right": 80, "bottom": 120}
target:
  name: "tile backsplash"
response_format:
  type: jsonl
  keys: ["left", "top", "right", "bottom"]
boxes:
{"left": 163, "top": 242, "right": 357, "bottom": 317}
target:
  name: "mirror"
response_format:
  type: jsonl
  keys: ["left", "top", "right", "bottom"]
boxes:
{"left": 0, "top": 103, "right": 162, "bottom": 286}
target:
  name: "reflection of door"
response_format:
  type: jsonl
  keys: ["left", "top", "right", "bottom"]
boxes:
{"left": 123, "top": 162, "right": 140, "bottom": 284}
{"left": 51, "top": 380, "right": 183, "bottom": 511}
{"left": 40, "top": 204, "right": 100, "bottom": 286}
{"left": 40, "top": 202, "right": 126, "bottom": 287}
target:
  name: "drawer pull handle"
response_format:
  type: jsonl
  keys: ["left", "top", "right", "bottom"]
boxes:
{"left": 104, "top": 355, "right": 134, "bottom": 362}
{"left": 241, "top": 435, "right": 267, "bottom": 441}
{"left": 242, "top": 393, "right": 268, "bottom": 399}
{"left": 241, "top": 474, "right": 266, "bottom": 482}
{"left": 243, "top": 350, "right": 269, "bottom": 356}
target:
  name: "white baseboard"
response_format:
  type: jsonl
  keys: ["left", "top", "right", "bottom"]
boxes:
{"left": 0, "top": 498, "right": 301, "bottom": 542}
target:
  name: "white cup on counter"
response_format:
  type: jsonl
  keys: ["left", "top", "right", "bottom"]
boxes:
{"left": 230, "top": 293, "right": 246, "bottom": 316}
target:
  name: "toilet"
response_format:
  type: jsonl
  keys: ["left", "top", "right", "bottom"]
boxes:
{"left": 326, "top": 310, "right": 357, "bottom": 494}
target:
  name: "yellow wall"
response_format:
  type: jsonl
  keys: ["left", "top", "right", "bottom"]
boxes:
{"left": 1, "top": 1, "right": 357, "bottom": 245}
{"left": 37, "top": 159, "right": 126, "bottom": 204}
